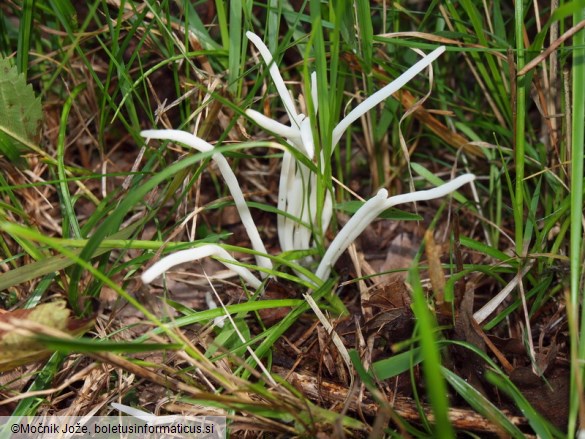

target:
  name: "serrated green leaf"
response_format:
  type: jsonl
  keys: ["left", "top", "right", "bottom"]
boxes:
{"left": 0, "top": 57, "right": 43, "bottom": 164}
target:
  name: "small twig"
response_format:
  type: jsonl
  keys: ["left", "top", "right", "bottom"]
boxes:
{"left": 0, "top": 364, "right": 99, "bottom": 405}
{"left": 275, "top": 366, "right": 528, "bottom": 434}
{"left": 204, "top": 270, "right": 277, "bottom": 387}
{"left": 302, "top": 293, "right": 352, "bottom": 377}
{"left": 517, "top": 20, "right": 585, "bottom": 76}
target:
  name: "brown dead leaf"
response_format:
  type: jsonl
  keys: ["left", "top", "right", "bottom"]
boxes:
{"left": 366, "top": 281, "right": 411, "bottom": 309}
{"left": 363, "top": 281, "right": 414, "bottom": 343}
{"left": 0, "top": 301, "right": 94, "bottom": 372}
{"left": 379, "top": 233, "right": 418, "bottom": 287}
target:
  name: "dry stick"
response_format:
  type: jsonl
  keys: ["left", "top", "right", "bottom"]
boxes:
{"left": 302, "top": 293, "right": 352, "bottom": 376}
{"left": 470, "top": 318, "right": 515, "bottom": 373}
{"left": 274, "top": 366, "right": 528, "bottom": 434}
{"left": 377, "top": 32, "right": 507, "bottom": 60}
{"left": 517, "top": 20, "right": 585, "bottom": 76}
{"left": 90, "top": 350, "right": 262, "bottom": 408}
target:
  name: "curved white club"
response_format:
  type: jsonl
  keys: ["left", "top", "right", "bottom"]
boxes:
{"left": 315, "top": 173, "right": 475, "bottom": 281}
{"left": 141, "top": 129, "right": 272, "bottom": 273}
{"left": 141, "top": 244, "right": 263, "bottom": 290}
{"left": 246, "top": 31, "right": 300, "bottom": 124}
{"left": 332, "top": 46, "right": 446, "bottom": 149}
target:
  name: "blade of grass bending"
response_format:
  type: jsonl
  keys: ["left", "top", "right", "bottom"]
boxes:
{"left": 132, "top": 299, "right": 303, "bottom": 348}
{"left": 65, "top": 147, "right": 220, "bottom": 309}
{"left": 460, "top": 236, "right": 517, "bottom": 266}
{"left": 371, "top": 347, "right": 423, "bottom": 380}
{"left": 442, "top": 367, "right": 525, "bottom": 438}
{"left": 0, "top": 222, "right": 140, "bottom": 291}
{"left": 486, "top": 371, "right": 562, "bottom": 438}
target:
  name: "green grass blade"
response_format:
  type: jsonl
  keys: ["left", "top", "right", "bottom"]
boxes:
{"left": 237, "top": 278, "right": 336, "bottom": 380}
{"left": 569, "top": 4, "right": 585, "bottom": 435}
{"left": 460, "top": 236, "right": 517, "bottom": 265}
{"left": 48, "top": 0, "right": 77, "bottom": 34}
{"left": 355, "top": 0, "right": 373, "bottom": 74}
{"left": 16, "top": 0, "right": 35, "bottom": 79}
{"left": 228, "top": 0, "right": 243, "bottom": 95}
{"left": 35, "top": 336, "right": 182, "bottom": 354}
{"left": 136, "top": 298, "right": 304, "bottom": 343}
{"left": 442, "top": 367, "right": 525, "bottom": 438}
{"left": 486, "top": 371, "right": 561, "bottom": 438}
{"left": 335, "top": 201, "right": 422, "bottom": 221}
{"left": 182, "top": 1, "right": 222, "bottom": 51}
{"left": 266, "top": 0, "right": 281, "bottom": 54}
{"left": 215, "top": 0, "right": 229, "bottom": 50}
{"left": 409, "top": 267, "right": 454, "bottom": 438}
{"left": 56, "top": 83, "right": 85, "bottom": 239}
{"left": 513, "top": 0, "right": 526, "bottom": 256}
{"left": 371, "top": 347, "right": 423, "bottom": 380}
{"left": 8, "top": 353, "right": 66, "bottom": 418}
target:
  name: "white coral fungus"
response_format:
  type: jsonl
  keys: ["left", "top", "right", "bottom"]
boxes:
{"left": 141, "top": 32, "right": 474, "bottom": 294}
